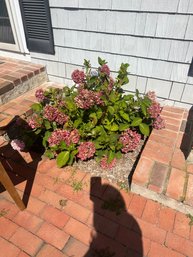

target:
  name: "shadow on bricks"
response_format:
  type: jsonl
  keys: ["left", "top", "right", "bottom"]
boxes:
{"left": 0, "top": 116, "right": 42, "bottom": 208}
{"left": 84, "top": 177, "right": 143, "bottom": 257}
{"left": 181, "top": 106, "right": 193, "bottom": 159}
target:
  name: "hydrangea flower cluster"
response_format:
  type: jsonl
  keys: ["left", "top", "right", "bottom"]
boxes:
{"left": 153, "top": 115, "right": 165, "bottom": 130}
{"left": 77, "top": 142, "right": 96, "bottom": 161}
{"left": 48, "top": 129, "right": 80, "bottom": 147}
{"left": 28, "top": 114, "right": 42, "bottom": 129}
{"left": 71, "top": 69, "right": 85, "bottom": 84}
{"left": 100, "top": 156, "right": 116, "bottom": 169}
{"left": 100, "top": 64, "right": 110, "bottom": 76}
{"left": 35, "top": 89, "right": 46, "bottom": 102}
{"left": 43, "top": 105, "right": 69, "bottom": 125}
{"left": 147, "top": 91, "right": 165, "bottom": 129}
{"left": 119, "top": 129, "right": 141, "bottom": 153}
{"left": 10, "top": 139, "right": 25, "bottom": 151}
{"left": 148, "top": 102, "right": 162, "bottom": 119}
{"left": 75, "top": 89, "right": 103, "bottom": 109}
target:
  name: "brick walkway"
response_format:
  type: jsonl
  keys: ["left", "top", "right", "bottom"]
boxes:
{"left": 0, "top": 84, "right": 193, "bottom": 256}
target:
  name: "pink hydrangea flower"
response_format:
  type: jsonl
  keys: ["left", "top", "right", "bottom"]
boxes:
{"left": 55, "top": 112, "right": 69, "bottom": 125}
{"left": 77, "top": 141, "right": 96, "bottom": 161}
{"left": 100, "top": 64, "right": 110, "bottom": 76}
{"left": 153, "top": 115, "right": 165, "bottom": 130}
{"left": 43, "top": 105, "right": 58, "bottom": 122}
{"left": 10, "top": 139, "right": 25, "bottom": 151}
{"left": 100, "top": 156, "right": 116, "bottom": 169}
{"left": 148, "top": 102, "right": 162, "bottom": 119}
{"left": 146, "top": 91, "right": 156, "bottom": 102}
{"left": 119, "top": 129, "right": 141, "bottom": 153}
{"left": 69, "top": 129, "right": 80, "bottom": 144}
{"left": 71, "top": 69, "right": 85, "bottom": 84}
{"left": 75, "top": 89, "right": 103, "bottom": 109}
{"left": 48, "top": 129, "right": 70, "bottom": 146}
{"left": 35, "top": 89, "right": 45, "bottom": 102}
{"left": 28, "top": 114, "right": 42, "bottom": 129}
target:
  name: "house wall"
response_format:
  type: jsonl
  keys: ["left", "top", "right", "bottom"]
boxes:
{"left": 31, "top": 0, "right": 193, "bottom": 109}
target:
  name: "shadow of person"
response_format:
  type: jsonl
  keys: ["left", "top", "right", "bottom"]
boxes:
{"left": 180, "top": 106, "right": 193, "bottom": 159}
{"left": 0, "top": 115, "right": 42, "bottom": 208}
{"left": 84, "top": 177, "right": 143, "bottom": 257}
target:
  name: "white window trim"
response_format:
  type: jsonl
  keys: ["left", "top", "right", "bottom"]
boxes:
{"left": 0, "top": 0, "right": 29, "bottom": 56}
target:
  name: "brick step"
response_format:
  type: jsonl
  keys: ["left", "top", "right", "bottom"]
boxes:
{"left": 0, "top": 57, "right": 48, "bottom": 105}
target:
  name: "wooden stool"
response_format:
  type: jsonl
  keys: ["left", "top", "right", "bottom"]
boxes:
{"left": 0, "top": 116, "right": 26, "bottom": 210}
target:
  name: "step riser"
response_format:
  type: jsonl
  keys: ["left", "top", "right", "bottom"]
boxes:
{"left": 0, "top": 71, "right": 48, "bottom": 105}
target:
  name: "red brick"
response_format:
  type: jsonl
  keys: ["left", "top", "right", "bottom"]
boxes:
{"left": 90, "top": 231, "right": 127, "bottom": 257}
{"left": 119, "top": 190, "right": 133, "bottom": 209}
{"left": 0, "top": 217, "right": 18, "bottom": 239}
{"left": 30, "top": 183, "right": 45, "bottom": 198}
{"left": 165, "top": 122, "right": 180, "bottom": 132}
{"left": 128, "top": 194, "right": 146, "bottom": 218}
{"left": 171, "top": 149, "right": 186, "bottom": 170}
{"left": 37, "top": 223, "right": 69, "bottom": 250}
{"left": 117, "top": 226, "right": 150, "bottom": 256}
{"left": 166, "top": 232, "right": 193, "bottom": 257}
{"left": 190, "top": 227, "right": 193, "bottom": 241}
{"left": 56, "top": 183, "right": 85, "bottom": 203}
{"left": 37, "top": 159, "right": 59, "bottom": 174}
{"left": 63, "top": 237, "right": 89, "bottom": 257}
{"left": 17, "top": 251, "right": 31, "bottom": 257}
{"left": 64, "top": 218, "right": 92, "bottom": 246}
{"left": 149, "top": 241, "right": 185, "bottom": 257}
{"left": 132, "top": 157, "right": 153, "bottom": 186}
{"left": 149, "top": 133, "right": 176, "bottom": 148}
{"left": 39, "top": 189, "right": 64, "bottom": 208}
{"left": 13, "top": 210, "right": 43, "bottom": 233}
{"left": 161, "top": 115, "right": 182, "bottom": 126}
{"left": 87, "top": 212, "right": 119, "bottom": 238}
{"left": 187, "top": 164, "right": 193, "bottom": 174}
{"left": 0, "top": 199, "right": 19, "bottom": 219}
{"left": 134, "top": 218, "right": 166, "bottom": 244}
{"left": 185, "top": 174, "right": 193, "bottom": 206}
{"left": 10, "top": 227, "right": 43, "bottom": 256}
{"left": 142, "top": 200, "right": 161, "bottom": 224}
{"left": 158, "top": 206, "right": 176, "bottom": 232}
{"left": 62, "top": 199, "right": 90, "bottom": 223}
{"left": 148, "top": 162, "right": 168, "bottom": 193}
{"left": 163, "top": 106, "right": 184, "bottom": 114}
{"left": 0, "top": 237, "right": 20, "bottom": 257}
{"left": 173, "top": 212, "right": 190, "bottom": 239}
{"left": 166, "top": 168, "right": 186, "bottom": 201}
{"left": 41, "top": 205, "right": 69, "bottom": 228}
{"left": 161, "top": 110, "right": 183, "bottom": 119}
{"left": 27, "top": 196, "right": 46, "bottom": 215}
{"left": 34, "top": 173, "right": 60, "bottom": 191}
{"left": 36, "top": 244, "right": 68, "bottom": 257}
{"left": 142, "top": 140, "right": 173, "bottom": 165}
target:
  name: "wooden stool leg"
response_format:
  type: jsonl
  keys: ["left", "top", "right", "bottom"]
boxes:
{"left": 0, "top": 163, "right": 26, "bottom": 210}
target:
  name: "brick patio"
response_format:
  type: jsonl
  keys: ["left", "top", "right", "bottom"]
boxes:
{"left": 0, "top": 60, "right": 193, "bottom": 256}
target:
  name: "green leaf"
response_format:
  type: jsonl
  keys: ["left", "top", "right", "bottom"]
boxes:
{"left": 44, "top": 150, "right": 54, "bottom": 159}
{"left": 31, "top": 103, "right": 42, "bottom": 112}
{"left": 74, "top": 118, "right": 82, "bottom": 128}
{"left": 131, "top": 117, "right": 142, "bottom": 126}
{"left": 44, "top": 120, "right": 51, "bottom": 130}
{"left": 141, "top": 103, "right": 147, "bottom": 116}
{"left": 108, "top": 150, "right": 115, "bottom": 163}
{"left": 42, "top": 131, "right": 51, "bottom": 147}
{"left": 119, "top": 110, "right": 130, "bottom": 122}
{"left": 98, "top": 57, "right": 107, "bottom": 66}
{"left": 108, "top": 106, "right": 114, "bottom": 115}
{"left": 96, "top": 109, "right": 103, "bottom": 119}
{"left": 56, "top": 151, "right": 70, "bottom": 168}
{"left": 115, "top": 151, "right": 122, "bottom": 159}
{"left": 35, "top": 129, "right": 41, "bottom": 135}
{"left": 139, "top": 123, "right": 150, "bottom": 136}
{"left": 89, "top": 113, "right": 98, "bottom": 126}
{"left": 119, "top": 123, "right": 130, "bottom": 131}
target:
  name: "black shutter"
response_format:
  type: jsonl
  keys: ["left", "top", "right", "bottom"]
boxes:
{"left": 19, "top": 0, "right": 55, "bottom": 54}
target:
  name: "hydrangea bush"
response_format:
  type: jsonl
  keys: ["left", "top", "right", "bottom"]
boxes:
{"left": 12, "top": 58, "right": 164, "bottom": 168}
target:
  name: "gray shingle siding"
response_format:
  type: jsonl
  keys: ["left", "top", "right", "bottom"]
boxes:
{"left": 31, "top": 0, "right": 193, "bottom": 108}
